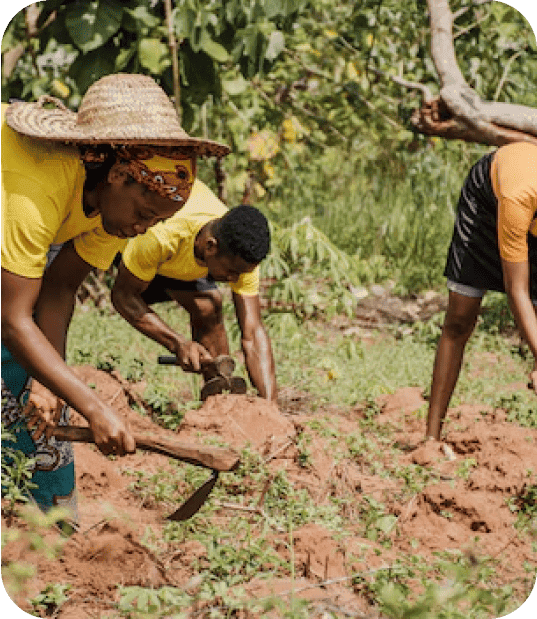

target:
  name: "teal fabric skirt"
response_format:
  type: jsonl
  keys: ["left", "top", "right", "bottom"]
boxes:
{"left": 1, "top": 342, "right": 78, "bottom": 523}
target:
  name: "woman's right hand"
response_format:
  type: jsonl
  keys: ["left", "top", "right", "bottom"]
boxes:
{"left": 89, "top": 407, "right": 136, "bottom": 456}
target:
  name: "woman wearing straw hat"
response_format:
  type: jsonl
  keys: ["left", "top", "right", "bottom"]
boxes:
{"left": 1, "top": 73, "right": 229, "bottom": 526}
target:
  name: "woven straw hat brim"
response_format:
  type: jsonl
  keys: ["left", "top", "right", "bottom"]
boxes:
{"left": 5, "top": 73, "right": 230, "bottom": 158}
{"left": 6, "top": 102, "right": 230, "bottom": 158}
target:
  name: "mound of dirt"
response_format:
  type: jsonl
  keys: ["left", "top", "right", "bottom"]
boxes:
{"left": 51, "top": 520, "right": 170, "bottom": 591}
{"left": 179, "top": 393, "right": 296, "bottom": 452}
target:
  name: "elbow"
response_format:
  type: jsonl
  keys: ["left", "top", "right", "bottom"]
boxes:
{"left": 111, "top": 285, "right": 126, "bottom": 316}
{"left": 110, "top": 285, "right": 141, "bottom": 325}
{"left": 1, "top": 313, "right": 29, "bottom": 351}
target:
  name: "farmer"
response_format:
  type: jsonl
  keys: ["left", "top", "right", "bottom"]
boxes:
{"left": 111, "top": 189, "right": 277, "bottom": 402}
{"left": 1, "top": 73, "right": 230, "bottom": 526}
{"left": 426, "top": 142, "right": 537, "bottom": 441}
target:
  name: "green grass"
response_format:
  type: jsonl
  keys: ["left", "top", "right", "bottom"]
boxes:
{"left": 252, "top": 140, "right": 491, "bottom": 294}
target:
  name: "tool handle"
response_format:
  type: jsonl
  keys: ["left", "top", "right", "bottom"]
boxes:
{"left": 158, "top": 355, "right": 179, "bottom": 365}
{"left": 51, "top": 426, "right": 239, "bottom": 472}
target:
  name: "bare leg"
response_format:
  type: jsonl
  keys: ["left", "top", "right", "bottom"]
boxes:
{"left": 426, "top": 291, "right": 482, "bottom": 440}
{"left": 167, "top": 288, "right": 229, "bottom": 380}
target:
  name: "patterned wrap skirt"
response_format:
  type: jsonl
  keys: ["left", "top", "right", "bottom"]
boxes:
{"left": 1, "top": 244, "right": 78, "bottom": 524}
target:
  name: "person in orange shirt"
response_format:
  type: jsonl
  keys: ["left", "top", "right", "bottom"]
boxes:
{"left": 426, "top": 142, "right": 537, "bottom": 441}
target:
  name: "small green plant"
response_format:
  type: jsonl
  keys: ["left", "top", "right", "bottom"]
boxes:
{"left": 456, "top": 458, "right": 478, "bottom": 480}
{"left": 2, "top": 505, "right": 69, "bottom": 602}
{"left": 118, "top": 585, "right": 192, "bottom": 617}
{"left": 495, "top": 393, "right": 536, "bottom": 428}
{"left": 1, "top": 422, "right": 37, "bottom": 516}
{"left": 31, "top": 583, "right": 72, "bottom": 616}
{"left": 507, "top": 484, "right": 537, "bottom": 536}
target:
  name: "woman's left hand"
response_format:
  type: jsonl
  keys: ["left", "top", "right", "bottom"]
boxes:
{"left": 22, "top": 380, "right": 64, "bottom": 441}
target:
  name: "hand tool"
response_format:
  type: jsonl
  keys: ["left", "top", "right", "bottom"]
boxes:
{"left": 51, "top": 425, "right": 239, "bottom": 520}
{"left": 158, "top": 354, "right": 247, "bottom": 401}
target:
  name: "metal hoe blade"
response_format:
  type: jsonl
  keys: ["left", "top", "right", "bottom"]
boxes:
{"left": 167, "top": 471, "right": 219, "bottom": 521}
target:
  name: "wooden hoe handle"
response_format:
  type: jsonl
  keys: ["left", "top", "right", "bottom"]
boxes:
{"left": 51, "top": 426, "right": 240, "bottom": 472}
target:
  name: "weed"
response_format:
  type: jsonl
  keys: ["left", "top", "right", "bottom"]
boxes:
{"left": 1, "top": 422, "right": 37, "bottom": 516}
{"left": 2, "top": 505, "right": 70, "bottom": 601}
{"left": 495, "top": 393, "right": 536, "bottom": 428}
{"left": 31, "top": 583, "right": 72, "bottom": 616}
{"left": 456, "top": 458, "right": 478, "bottom": 480}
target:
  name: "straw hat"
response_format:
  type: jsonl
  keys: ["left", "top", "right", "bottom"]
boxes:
{"left": 5, "top": 73, "right": 230, "bottom": 158}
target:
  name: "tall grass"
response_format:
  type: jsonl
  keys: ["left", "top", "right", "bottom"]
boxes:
{"left": 247, "top": 139, "right": 492, "bottom": 293}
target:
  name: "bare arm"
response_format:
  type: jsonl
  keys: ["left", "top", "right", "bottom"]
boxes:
{"left": 502, "top": 258, "right": 537, "bottom": 393}
{"left": 233, "top": 293, "right": 277, "bottom": 401}
{"left": 1, "top": 244, "right": 135, "bottom": 455}
{"left": 111, "top": 261, "right": 211, "bottom": 372}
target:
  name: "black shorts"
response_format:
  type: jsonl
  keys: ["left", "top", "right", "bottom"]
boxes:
{"left": 141, "top": 274, "right": 218, "bottom": 305}
{"left": 444, "top": 151, "right": 537, "bottom": 296}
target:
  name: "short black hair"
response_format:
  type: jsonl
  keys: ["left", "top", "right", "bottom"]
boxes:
{"left": 213, "top": 205, "right": 270, "bottom": 264}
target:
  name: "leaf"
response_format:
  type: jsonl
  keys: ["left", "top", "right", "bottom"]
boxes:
{"left": 265, "top": 0, "right": 284, "bottom": 19}
{"left": 174, "top": 7, "right": 196, "bottom": 39}
{"left": 200, "top": 33, "right": 230, "bottom": 62}
{"left": 222, "top": 74, "right": 248, "bottom": 95}
{"left": 265, "top": 30, "right": 285, "bottom": 61}
{"left": 138, "top": 38, "right": 171, "bottom": 74}
{"left": 69, "top": 48, "right": 116, "bottom": 93}
{"left": 115, "top": 44, "right": 137, "bottom": 72}
{"left": 65, "top": 0, "right": 123, "bottom": 53}
{"left": 124, "top": 5, "right": 161, "bottom": 32}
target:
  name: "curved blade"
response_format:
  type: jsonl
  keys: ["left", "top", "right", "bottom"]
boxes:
{"left": 167, "top": 471, "right": 219, "bottom": 521}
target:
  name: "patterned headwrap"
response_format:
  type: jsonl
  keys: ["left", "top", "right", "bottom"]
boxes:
{"left": 81, "top": 145, "right": 197, "bottom": 203}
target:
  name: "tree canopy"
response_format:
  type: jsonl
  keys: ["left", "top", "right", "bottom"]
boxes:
{"left": 2, "top": 1, "right": 536, "bottom": 199}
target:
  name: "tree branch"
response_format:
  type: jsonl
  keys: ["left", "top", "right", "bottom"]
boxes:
{"left": 418, "top": 0, "right": 537, "bottom": 146}
{"left": 164, "top": 0, "right": 181, "bottom": 121}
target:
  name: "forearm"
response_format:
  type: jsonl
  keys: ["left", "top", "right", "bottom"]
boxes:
{"left": 112, "top": 288, "right": 185, "bottom": 353}
{"left": 506, "top": 289, "right": 537, "bottom": 361}
{"left": 33, "top": 283, "right": 77, "bottom": 357}
{"left": 502, "top": 259, "right": 537, "bottom": 362}
{"left": 2, "top": 315, "right": 111, "bottom": 424}
{"left": 242, "top": 326, "right": 277, "bottom": 401}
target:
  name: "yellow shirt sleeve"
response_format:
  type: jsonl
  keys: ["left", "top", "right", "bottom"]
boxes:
{"left": 492, "top": 142, "right": 537, "bottom": 262}
{"left": 122, "top": 229, "right": 171, "bottom": 282}
{"left": 230, "top": 266, "right": 260, "bottom": 296}
{"left": 74, "top": 230, "right": 127, "bottom": 271}
{"left": 2, "top": 103, "right": 126, "bottom": 275}
{"left": 2, "top": 172, "right": 63, "bottom": 277}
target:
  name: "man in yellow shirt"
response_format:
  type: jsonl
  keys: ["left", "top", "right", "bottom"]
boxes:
{"left": 111, "top": 183, "right": 277, "bottom": 402}
{"left": 1, "top": 73, "right": 229, "bottom": 524}
{"left": 426, "top": 142, "right": 537, "bottom": 441}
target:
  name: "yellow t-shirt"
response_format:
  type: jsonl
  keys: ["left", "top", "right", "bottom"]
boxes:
{"left": 122, "top": 179, "right": 259, "bottom": 296}
{"left": 1, "top": 104, "right": 126, "bottom": 278}
{"left": 491, "top": 141, "right": 537, "bottom": 262}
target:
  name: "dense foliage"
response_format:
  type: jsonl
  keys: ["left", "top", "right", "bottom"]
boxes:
{"left": 1, "top": 1, "right": 536, "bottom": 292}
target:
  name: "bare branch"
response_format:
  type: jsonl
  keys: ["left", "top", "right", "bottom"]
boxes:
{"left": 164, "top": 0, "right": 181, "bottom": 121}
{"left": 493, "top": 51, "right": 522, "bottom": 101}
{"left": 421, "top": 0, "right": 537, "bottom": 145}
